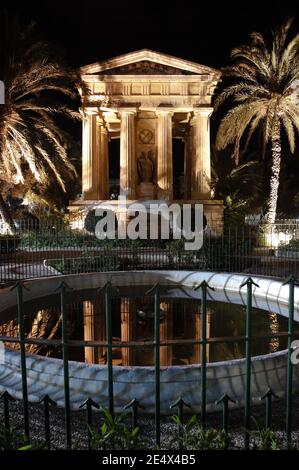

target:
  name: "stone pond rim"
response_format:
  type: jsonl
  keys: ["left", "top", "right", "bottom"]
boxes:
{"left": 0, "top": 270, "right": 298, "bottom": 413}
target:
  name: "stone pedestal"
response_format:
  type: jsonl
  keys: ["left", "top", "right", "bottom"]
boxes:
{"left": 137, "top": 182, "right": 157, "bottom": 200}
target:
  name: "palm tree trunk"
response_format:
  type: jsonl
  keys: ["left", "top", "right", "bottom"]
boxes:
{"left": 264, "top": 118, "right": 281, "bottom": 224}
{"left": 0, "top": 192, "right": 16, "bottom": 234}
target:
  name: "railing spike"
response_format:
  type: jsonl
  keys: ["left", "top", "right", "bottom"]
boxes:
{"left": 54, "top": 281, "right": 73, "bottom": 292}
{"left": 124, "top": 398, "right": 144, "bottom": 430}
{"left": 0, "top": 390, "right": 15, "bottom": 402}
{"left": 79, "top": 397, "right": 99, "bottom": 450}
{"left": 240, "top": 277, "right": 260, "bottom": 289}
{"left": 216, "top": 393, "right": 236, "bottom": 405}
{"left": 39, "top": 394, "right": 57, "bottom": 407}
{"left": 146, "top": 282, "right": 161, "bottom": 295}
{"left": 260, "top": 388, "right": 278, "bottom": 429}
{"left": 216, "top": 393, "right": 236, "bottom": 434}
{"left": 193, "top": 280, "right": 215, "bottom": 291}
{"left": 170, "top": 396, "right": 191, "bottom": 450}
{"left": 9, "top": 281, "right": 30, "bottom": 292}
{"left": 79, "top": 397, "right": 99, "bottom": 410}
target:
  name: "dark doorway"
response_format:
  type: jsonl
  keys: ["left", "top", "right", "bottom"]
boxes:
{"left": 172, "top": 139, "right": 185, "bottom": 200}
{"left": 108, "top": 138, "right": 120, "bottom": 198}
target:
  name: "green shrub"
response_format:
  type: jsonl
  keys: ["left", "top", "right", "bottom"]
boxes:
{"left": 199, "top": 231, "right": 255, "bottom": 272}
{"left": 49, "top": 252, "right": 121, "bottom": 274}
{"left": 246, "top": 418, "right": 282, "bottom": 450}
{"left": 90, "top": 408, "right": 140, "bottom": 450}
{"left": 84, "top": 209, "right": 118, "bottom": 235}
{"left": 0, "top": 234, "right": 20, "bottom": 253}
{"left": 0, "top": 423, "right": 45, "bottom": 450}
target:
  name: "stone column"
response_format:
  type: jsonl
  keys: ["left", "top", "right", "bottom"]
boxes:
{"left": 156, "top": 109, "right": 173, "bottom": 200}
{"left": 207, "top": 310, "right": 211, "bottom": 363}
{"left": 119, "top": 108, "right": 137, "bottom": 200}
{"left": 99, "top": 123, "right": 109, "bottom": 199}
{"left": 191, "top": 303, "right": 211, "bottom": 364}
{"left": 83, "top": 300, "right": 105, "bottom": 364}
{"left": 120, "top": 298, "right": 135, "bottom": 366}
{"left": 190, "top": 107, "right": 213, "bottom": 200}
{"left": 82, "top": 110, "right": 101, "bottom": 200}
{"left": 183, "top": 128, "right": 192, "bottom": 200}
{"left": 192, "top": 303, "right": 201, "bottom": 364}
{"left": 160, "top": 301, "right": 173, "bottom": 366}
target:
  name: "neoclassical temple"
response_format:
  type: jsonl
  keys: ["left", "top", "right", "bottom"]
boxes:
{"left": 70, "top": 49, "right": 223, "bottom": 232}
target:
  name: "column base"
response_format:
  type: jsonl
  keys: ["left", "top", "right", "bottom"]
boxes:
{"left": 68, "top": 198, "right": 224, "bottom": 236}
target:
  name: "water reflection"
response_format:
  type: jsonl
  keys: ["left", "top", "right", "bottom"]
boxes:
{"left": 0, "top": 287, "right": 294, "bottom": 366}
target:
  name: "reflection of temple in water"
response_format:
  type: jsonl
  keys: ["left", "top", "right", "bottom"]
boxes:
{"left": 83, "top": 297, "right": 211, "bottom": 366}
{"left": 1, "top": 294, "right": 288, "bottom": 365}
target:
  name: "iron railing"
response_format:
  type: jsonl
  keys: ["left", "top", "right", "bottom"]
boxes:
{"left": 0, "top": 277, "right": 298, "bottom": 449}
{"left": 1, "top": 221, "right": 299, "bottom": 283}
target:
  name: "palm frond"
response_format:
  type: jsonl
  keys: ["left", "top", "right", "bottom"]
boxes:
{"left": 0, "top": 13, "right": 80, "bottom": 192}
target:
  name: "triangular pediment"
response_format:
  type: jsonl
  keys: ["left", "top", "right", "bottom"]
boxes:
{"left": 81, "top": 49, "right": 219, "bottom": 76}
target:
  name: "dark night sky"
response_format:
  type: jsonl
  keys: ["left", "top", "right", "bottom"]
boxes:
{"left": 4, "top": 0, "right": 299, "bottom": 69}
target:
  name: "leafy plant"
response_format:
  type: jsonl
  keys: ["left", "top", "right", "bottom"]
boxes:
{"left": 0, "top": 12, "right": 81, "bottom": 233}
{"left": 90, "top": 407, "right": 140, "bottom": 450}
{"left": 246, "top": 418, "right": 281, "bottom": 450}
{"left": 84, "top": 209, "right": 118, "bottom": 235}
{"left": 0, "top": 423, "right": 45, "bottom": 450}
{"left": 170, "top": 415, "right": 230, "bottom": 450}
{"left": 0, "top": 234, "right": 20, "bottom": 253}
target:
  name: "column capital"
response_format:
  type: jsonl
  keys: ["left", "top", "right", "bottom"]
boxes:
{"left": 192, "top": 106, "right": 213, "bottom": 118}
{"left": 118, "top": 106, "right": 137, "bottom": 115}
{"left": 82, "top": 107, "right": 99, "bottom": 116}
{"left": 156, "top": 107, "right": 174, "bottom": 116}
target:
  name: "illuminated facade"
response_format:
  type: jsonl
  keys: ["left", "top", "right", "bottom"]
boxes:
{"left": 70, "top": 49, "right": 223, "bottom": 232}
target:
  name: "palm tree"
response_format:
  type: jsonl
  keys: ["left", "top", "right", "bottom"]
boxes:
{"left": 215, "top": 19, "right": 299, "bottom": 224}
{"left": 211, "top": 146, "right": 264, "bottom": 207}
{"left": 0, "top": 13, "right": 80, "bottom": 233}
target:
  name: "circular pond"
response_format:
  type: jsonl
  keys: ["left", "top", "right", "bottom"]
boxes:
{"left": 0, "top": 271, "right": 299, "bottom": 413}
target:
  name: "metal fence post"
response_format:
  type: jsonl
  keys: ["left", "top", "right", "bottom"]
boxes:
{"left": 194, "top": 280, "right": 215, "bottom": 428}
{"left": 216, "top": 393, "right": 236, "bottom": 434}
{"left": 260, "top": 388, "right": 278, "bottom": 429}
{"left": 283, "top": 275, "right": 298, "bottom": 448}
{"left": 40, "top": 394, "right": 57, "bottom": 449}
{"left": 11, "top": 282, "right": 30, "bottom": 439}
{"left": 124, "top": 398, "right": 144, "bottom": 430}
{"left": 240, "top": 277, "right": 259, "bottom": 449}
{"left": 79, "top": 398, "right": 99, "bottom": 450}
{"left": 170, "top": 397, "right": 191, "bottom": 450}
{"left": 58, "top": 281, "right": 72, "bottom": 449}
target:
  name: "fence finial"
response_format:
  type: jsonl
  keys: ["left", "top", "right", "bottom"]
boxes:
{"left": 193, "top": 280, "right": 215, "bottom": 291}
{"left": 240, "top": 277, "right": 260, "bottom": 289}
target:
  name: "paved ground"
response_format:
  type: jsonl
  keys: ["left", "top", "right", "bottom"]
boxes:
{"left": 1, "top": 395, "right": 299, "bottom": 450}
